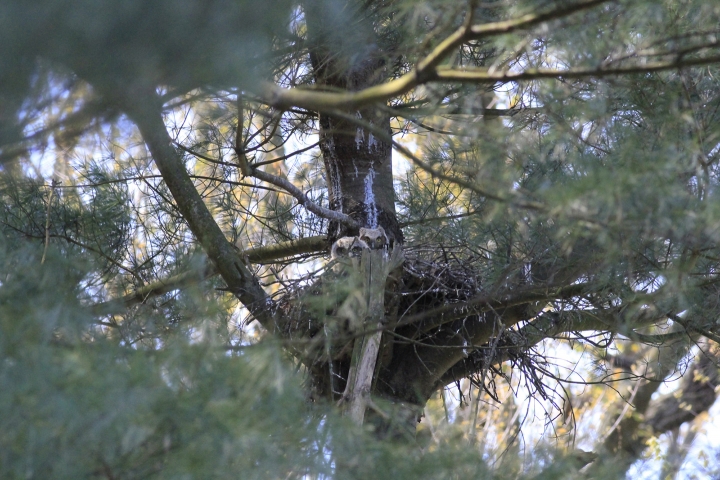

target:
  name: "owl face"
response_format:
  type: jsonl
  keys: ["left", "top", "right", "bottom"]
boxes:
{"left": 331, "top": 236, "right": 369, "bottom": 261}
{"left": 359, "top": 226, "right": 388, "bottom": 250}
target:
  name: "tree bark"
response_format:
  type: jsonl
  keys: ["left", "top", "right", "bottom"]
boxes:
{"left": 303, "top": 0, "right": 402, "bottom": 243}
{"left": 301, "top": 0, "right": 417, "bottom": 433}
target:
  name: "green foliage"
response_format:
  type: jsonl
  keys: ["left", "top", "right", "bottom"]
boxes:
{"left": 0, "top": 196, "right": 606, "bottom": 478}
{"left": 0, "top": 237, "right": 307, "bottom": 478}
{"left": 0, "top": 225, "right": 498, "bottom": 479}
{"left": 0, "top": 178, "right": 608, "bottom": 479}
{"left": 2, "top": 0, "right": 720, "bottom": 478}
{"left": 0, "top": 0, "right": 293, "bottom": 92}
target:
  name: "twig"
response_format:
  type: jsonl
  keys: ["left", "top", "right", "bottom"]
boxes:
{"left": 41, "top": 179, "right": 59, "bottom": 265}
{"left": 248, "top": 167, "right": 359, "bottom": 228}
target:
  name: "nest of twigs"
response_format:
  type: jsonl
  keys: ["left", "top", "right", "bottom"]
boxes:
{"left": 276, "top": 244, "right": 553, "bottom": 404}
{"left": 394, "top": 247, "right": 485, "bottom": 332}
{"left": 277, "top": 246, "right": 486, "bottom": 339}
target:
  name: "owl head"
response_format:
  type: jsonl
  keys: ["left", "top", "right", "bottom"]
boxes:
{"left": 331, "top": 236, "right": 369, "bottom": 261}
{"left": 359, "top": 226, "right": 388, "bottom": 250}
{"left": 330, "top": 236, "right": 369, "bottom": 273}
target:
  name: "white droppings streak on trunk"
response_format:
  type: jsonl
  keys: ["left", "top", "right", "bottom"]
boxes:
{"left": 355, "top": 111, "right": 364, "bottom": 150}
{"left": 364, "top": 166, "right": 378, "bottom": 228}
{"left": 368, "top": 133, "right": 377, "bottom": 152}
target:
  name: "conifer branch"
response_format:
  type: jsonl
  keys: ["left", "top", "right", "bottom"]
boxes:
{"left": 258, "top": 0, "right": 623, "bottom": 111}
{"left": 92, "top": 236, "right": 327, "bottom": 314}
{"left": 121, "top": 96, "right": 277, "bottom": 330}
{"left": 258, "top": 0, "right": 720, "bottom": 116}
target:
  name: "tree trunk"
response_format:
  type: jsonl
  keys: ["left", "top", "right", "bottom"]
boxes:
{"left": 304, "top": 0, "right": 402, "bottom": 244}
{"left": 302, "top": 0, "right": 422, "bottom": 435}
{"left": 318, "top": 106, "right": 402, "bottom": 243}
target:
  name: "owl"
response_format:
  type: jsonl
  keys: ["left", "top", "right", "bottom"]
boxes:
{"left": 330, "top": 236, "right": 369, "bottom": 263}
{"left": 359, "top": 226, "right": 388, "bottom": 250}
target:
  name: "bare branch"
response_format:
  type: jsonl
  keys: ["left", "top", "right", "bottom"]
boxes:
{"left": 92, "top": 235, "right": 327, "bottom": 314}
{"left": 435, "top": 308, "right": 676, "bottom": 388}
{"left": 250, "top": 2, "right": 720, "bottom": 115}
{"left": 121, "top": 95, "right": 276, "bottom": 330}
{"left": 466, "top": 0, "right": 613, "bottom": 39}
{"left": 248, "top": 167, "right": 359, "bottom": 228}
{"left": 397, "top": 283, "right": 592, "bottom": 330}
{"left": 433, "top": 53, "right": 720, "bottom": 82}
{"left": 176, "top": 134, "right": 358, "bottom": 228}
{"left": 645, "top": 343, "right": 719, "bottom": 433}
{"left": 258, "top": 1, "right": 614, "bottom": 111}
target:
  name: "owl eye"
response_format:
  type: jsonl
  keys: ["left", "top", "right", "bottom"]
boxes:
{"left": 351, "top": 246, "right": 363, "bottom": 254}
{"left": 376, "top": 238, "right": 383, "bottom": 246}
{"left": 336, "top": 247, "right": 347, "bottom": 255}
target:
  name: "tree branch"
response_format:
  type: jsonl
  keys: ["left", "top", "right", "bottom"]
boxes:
{"left": 248, "top": 167, "right": 359, "bottom": 228}
{"left": 589, "top": 334, "right": 699, "bottom": 473}
{"left": 644, "top": 342, "right": 719, "bottom": 434}
{"left": 255, "top": 2, "right": 720, "bottom": 114}
{"left": 466, "top": 0, "right": 613, "bottom": 39}
{"left": 397, "top": 282, "right": 591, "bottom": 330}
{"left": 434, "top": 308, "right": 674, "bottom": 388}
{"left": 91, "top": 236, "right": 327, "bottom": 315}
{"left": 433, "top": 54, "right": 720, "bottom": 82}
{"left": 231, "top": 101, "right": 358, "bottom": 228}
{"left": 258, "top": 1, "right": 613, "bottom": 111}
{"left": 121, "top": 95, "right": 277, "bottom": 330}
